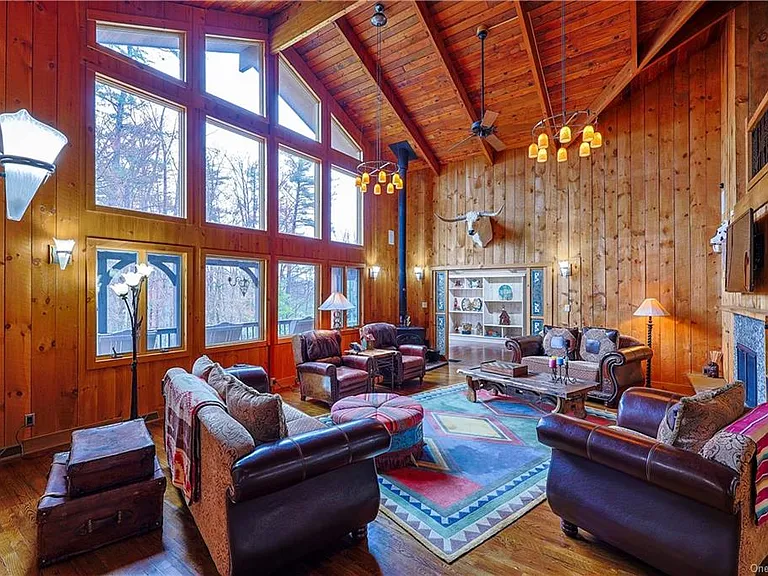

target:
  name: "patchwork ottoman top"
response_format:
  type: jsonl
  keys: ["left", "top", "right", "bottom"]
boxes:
{"left": 331, "top": 393, "right": 424, "bottom": 434}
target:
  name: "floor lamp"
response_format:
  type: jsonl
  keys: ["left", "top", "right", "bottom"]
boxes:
{"left": 633, "top": 298, "right": 670, "bottom": 387}
{"left": 319, "top": 291, "right": 355, "bottom": 330}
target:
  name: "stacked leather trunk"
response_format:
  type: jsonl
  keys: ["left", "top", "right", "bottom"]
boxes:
{"left": 37, "top": 419, "right": 166, "bottom": 567}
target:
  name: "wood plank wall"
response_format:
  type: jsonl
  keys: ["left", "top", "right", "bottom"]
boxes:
{"left": 720, "top": 4, "right": 768, "bottom": 381}
{"left": 0, "top": 1, "right": 383, "bottom": 448}
{"left": 410, "top": 36, "right": 724, "bottom": 389}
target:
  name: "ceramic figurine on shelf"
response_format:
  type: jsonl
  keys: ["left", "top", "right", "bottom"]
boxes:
{"left": 499, "top": 307, "right": 511, "bottom": 325}
{"left": 475, "top": 322, "right": 483, "bottom": 335}
{"left": 453, "top": 297, "right": 459, "bottom": 311}
{"left": 704, "top": 350, "right": 722, "bottom": 378}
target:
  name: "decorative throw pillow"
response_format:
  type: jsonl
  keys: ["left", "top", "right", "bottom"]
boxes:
{"left": 699, "top": 429, "right": 755, "bottom": 474}
{"left": 578, "top": 327, "right": 619, "bottom": 363}
{"left": 226, "top": 381, "right": 287, "bottom": 444}
{"left": 657, "top": 381, "right": 745, "bottom": 453}
{"left": 542, "top": 326, "right": 578, "bottom": 358}
{"left": 192, "top": 355, "right": 215, "bottom": 381}
{"left": 207, "top": 363, "right": 239, "bottom": 401}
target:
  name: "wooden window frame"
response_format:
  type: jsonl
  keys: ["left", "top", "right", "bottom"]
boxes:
{"left": 330, "top": 264, "right": 364, "bottom": 330}
{"left": 86, "top": 238, "right": 192, "bottom": 370}
{"left": 276, "top": 260, "right": 321, "bottom": 341}
{"left": 330, "top": 114, "right": 363, "bottom": 161}
{"left": 277, "top": 145, "right": 323, "bottom": 240}
{"left": 277, "top": 53, "right": 322, "bottom": 144}
{"left": 330, "top": 165, "right": 363, "bottom": 247}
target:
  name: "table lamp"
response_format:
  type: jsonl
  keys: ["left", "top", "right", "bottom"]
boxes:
{"left": 633, "top": 297, "right": 670, "bottom": 387}
{"left": 318, "top": 291, "right": 355, "bottom": 330}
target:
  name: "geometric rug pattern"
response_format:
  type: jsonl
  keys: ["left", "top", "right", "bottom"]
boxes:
{"left": 372, "top": 383, "right": 614, "bottom": 562}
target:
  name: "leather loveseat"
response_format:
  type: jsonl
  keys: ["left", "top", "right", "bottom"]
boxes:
{"left": 537, "top": 387, "right": 768, "bottom": 576}
{"left": 506, "top": 327, "right": 652, "bottom": 407}
{"left": 163, "top": 364, "right": 391, "bottom": 575}
{"left": 359, "top": 322, "right": 426, "bottom": 387}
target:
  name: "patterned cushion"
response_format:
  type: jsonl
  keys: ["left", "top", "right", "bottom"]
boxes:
{"left": 579, "top": 327, "right": 619, "bottom": 363}
{"left": 283, "top": 404, "right": 327, "bottom": 436}
{"left": 226, "top": 381, "right": 287, "bottom": 445}
{"left": 207, "top": 363, "right": 238, "bottom": 401}
{"left": 192, "top": 355, "right": 215, "bottom": 380}
{"left": 521, "top": 356, "right": 554, "bottom": 375}
{"left": 699, "top": 429, "right": 755, "bottom": 473}
{"left": 304, "top": 330, "right": 341, "bottom": 362}
{"left": 542, "top": 326, "right": 578, "bottom": 358}
{"left": 657, "top": 381, "right": 745, "bottom": 452}
{"left": 567, "top": 360, "right": 600, "bottom": 382}
{"left": 331, "top": 393, "right": 423, "bottom": 434}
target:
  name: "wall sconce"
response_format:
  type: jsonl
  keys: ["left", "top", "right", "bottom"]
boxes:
{"left": 710, "top": 221, "right": 728, "bottom": 254}
{"left": 0, "top": 109, "right": 68, "bottom": 221}
{"left": 49, "top": 237, "right": 75, "bottom": 270}
{"left": 369, "top": 265, "right": 381, "bottom": 280}
{"left": 413, "top": 266, "right": 424, "bottom": 282}
{"left": 558, "top": 260, "right": 571, "bottom": 278}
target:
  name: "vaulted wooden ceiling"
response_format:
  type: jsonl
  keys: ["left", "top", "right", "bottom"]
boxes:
{"left": 185, "top": 1, "right": 726, "bottom": 172}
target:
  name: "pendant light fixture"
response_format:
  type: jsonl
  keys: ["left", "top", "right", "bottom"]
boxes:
{"left": 356, "top": 4, "right": 401, "bottom": 195}
{"left": 528, "top": 0, "right": 601, "bottom": 162}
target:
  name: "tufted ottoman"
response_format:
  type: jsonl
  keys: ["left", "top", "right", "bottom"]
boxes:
{"left": 331, "top": 393, "right": 424, "bottom": 471}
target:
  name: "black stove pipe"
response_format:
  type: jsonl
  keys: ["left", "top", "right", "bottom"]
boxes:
{"left": 390, "top": 141, "right": 418, "bottom": 325}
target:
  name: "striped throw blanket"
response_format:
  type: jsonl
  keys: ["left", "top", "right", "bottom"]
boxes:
{"left": 723, "top": 404, "right": 768, "bottom": 524}
{"left": 163, "top": 368, "right": 225, "bottom": 504}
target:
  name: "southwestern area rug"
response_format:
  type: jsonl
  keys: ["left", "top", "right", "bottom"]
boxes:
{"left": 370, "top": 383, "right": 613, "bottom": 562}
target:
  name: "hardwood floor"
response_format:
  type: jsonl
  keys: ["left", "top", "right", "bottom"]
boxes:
{"left": 0, "top": 361, "right": 660, "bottom": 576}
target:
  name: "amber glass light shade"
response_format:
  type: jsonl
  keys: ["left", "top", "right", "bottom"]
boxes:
{"left": 558, "top": 125, "right": 571, "bottom": 144}
{"left": 386, "top": 182, "right": 395, "bottom": 194}
{"left": 362, "top": 172, "right": 370, "bottom": 185}
{"left": 361, "top": 183, "right": 367, "bottom": 193}
{"left": 536, "top": 147, "right": 548, "bottom": 163}
{"left": 394, "top": 175, "right": 403, "bottom": 190}
{"left": 590, "top": 131, "right": 603, "bottom": 148}
{"left": 582, "top": 124, "right": 595, "bottom": 142}
{"left": 374, "top": 183, "right": 382, "bottom": 195}
{"left": 355, "top": 176, "right": 362, "bottom": 187}
{"left": 557, "top": 147, "right": 567, "bottom": 163}
{"left": 579, "top": 141, "right": 591, "bottom": 158}
{"left": 528, "top": 143, "right": 539, "bottom": 158}
{"left": 537, "top": 132, "right": 549, "bottom": 149}
{"left": 378, "top": 170, "right": 387, "bottom": 183}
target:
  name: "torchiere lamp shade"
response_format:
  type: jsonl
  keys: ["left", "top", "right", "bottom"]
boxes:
{"left": 318, "top": 292, "right": 354, "bottom": 311}
{"left": 633, "top": 298, "right": 670, "bottom": 318}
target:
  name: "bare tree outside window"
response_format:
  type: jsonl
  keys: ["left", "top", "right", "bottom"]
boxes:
{"left": 206, "top": 120, "right": 265, "bottom": 230}
{"left": 278, "top": 262, "right": 316, "bottom": 337}
{"left": 278, "top": 148, "right": 319, "bottom": 238}
{"left": 95, "top": 77, "right": 184, "bottom": 217}
{"left": 205, "top": 257, "right": 264, "bottom": 346}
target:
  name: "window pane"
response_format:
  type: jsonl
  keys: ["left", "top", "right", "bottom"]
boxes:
{"left": 205, "top": 257, "right": 263, "bottom": 346}
{"left": 95, "top": 78, "right": 184, "bottom": 217}
{"left": 278, "top": 57, "right": 319, "bottom": 140}
{"left": 278, "top": 263, "right": 316, "bottom": 337}
{"left": 331, "top": 115, "right": 362, "bottom": 160}
{"left": 205, "top": 36, "right": 264, "bottom": 115}
{"left": 331, "top": 167, "right": 361, "bottom": 244}
{"left": 96, "top": 22, "right": 183, "bottom": 80}
{"left": 278, "top": 148, "right": 320, "bottom": 238}
{"left": 331, "top": 266, "right": 343, "bottom": 293}
{"left": 205, "top": 120, "right": 265, "bottom": 230}
{"left": 147, "top": 253, "right": 182, "bottom": 351}
{"left": 96, "top": 249, "right": 138, "bottom": 356}
{"left": 346, "top": 268, "right": 361, "bottom": 328}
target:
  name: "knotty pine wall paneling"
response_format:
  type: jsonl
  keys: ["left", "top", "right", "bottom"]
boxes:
{"left": 0, "top": 1, "right": 379, "bottom": 449}
{"left": 425, "top": 37, "right": 723, "bottom": 389}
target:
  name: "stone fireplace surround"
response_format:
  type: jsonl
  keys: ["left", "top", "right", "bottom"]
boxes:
{"left": 733, "top": 313, "right": 767, "bottom": 406}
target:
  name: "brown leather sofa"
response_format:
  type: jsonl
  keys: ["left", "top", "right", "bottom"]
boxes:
{"left": 505, "top": 330, "right": 652, "bottom": 407}
{"left": 359, "top": 322, "right": 426, "bottom": 386}
{"left": 292, "top": 329, "right": 373, "bottom": 406}
{"left": 537, "top": 388, "right": 768, "bottom": 576}
{"left": 164, "top": 364, "right": 391, "bottom": 576}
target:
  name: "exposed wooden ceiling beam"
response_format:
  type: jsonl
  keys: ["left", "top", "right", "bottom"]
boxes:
{"left": 412, "top": 1, "right": 494, "bottom": 166}
{"left": 269, "top": 1, "right": 364, "bottom": 54}
{"left": 335, "top": 16, "right": 441, "bottom": 175}
{"left": 513, "top": 0, "right": 554, "bottom": 142}
{"left": 568, "top": 0, "right": 706, "bottom": 145}
{"left": 629, "top": 0, "right": 638, "bottom": 69}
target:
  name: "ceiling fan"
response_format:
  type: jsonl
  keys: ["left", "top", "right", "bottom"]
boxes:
{"left": 448, "top": 25, "right": 507, "bottom": 153}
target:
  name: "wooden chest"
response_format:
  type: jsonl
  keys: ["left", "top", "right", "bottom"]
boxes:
{"left": 37, "top": 452, "right": 166, "bottom": 568}
{"left": 67, "top": 419, "right": 155, "bottom": 497}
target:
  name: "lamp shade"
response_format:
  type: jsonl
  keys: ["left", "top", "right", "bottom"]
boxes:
{"left": 52, "top": 237, "right": 75, "bottom": 270}
{"left": 0, "top": 109, "right": 68, "bottom": 221}
{"left": 633, "top": 297, "right": 670, "bottom": 317}
{"left": 318, "top": 291, "right": 355, "bottom": 311}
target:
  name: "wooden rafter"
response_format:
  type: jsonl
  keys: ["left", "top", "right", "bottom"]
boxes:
{"left": 629, "top": 0, "right": 638, "bottom": 69}
{"left": 569, "top": 0, "right": 706, "bottom": 144}
{"left": 269, "top": 1, "right": 364, "bottom": 54}
{"left": 513, "top": 0, "right": 554, "bottom": 139}
{"left": 335, "top": 16, "right": 441, "bottom": 175}
{"left": 412, "top": 1, "right": 494, "bottom": 166}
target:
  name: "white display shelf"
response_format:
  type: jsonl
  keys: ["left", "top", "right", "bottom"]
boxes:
{"left": 450, "top": 310, "right": 483, "bottom": 315}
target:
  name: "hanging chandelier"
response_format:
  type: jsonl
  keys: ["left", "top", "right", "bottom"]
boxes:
{"left": 355, "top": 3, "right": 402, "bottom": 195}
{"left": 528, "top": 0, "right": 602, "bottom": 163}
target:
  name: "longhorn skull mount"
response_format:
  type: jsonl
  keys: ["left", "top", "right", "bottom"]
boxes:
{"left": 435, "top": 205, "right": 504, "bottom": 248}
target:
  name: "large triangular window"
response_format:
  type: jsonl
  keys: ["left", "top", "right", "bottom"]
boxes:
{"left": 278, "top": 56, "right": 320, "bottom": 141}
{"left": 331, "top": 115, "right": 363, "bottom": 160}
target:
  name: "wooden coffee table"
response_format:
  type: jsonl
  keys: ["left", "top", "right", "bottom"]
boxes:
{"left": 348, "top": 349, "right": 398, "bottom": 391}
{"left": 458, "top": 366, "right": 599, "bottom": 418}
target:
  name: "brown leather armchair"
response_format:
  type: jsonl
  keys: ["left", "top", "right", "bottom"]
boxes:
{"left": 359, "top": 322, "right": 426, "bottom": 387}
{"left": 506, "top": 332, "right": 652, "bottom": 407}
{"left": 292, "top": 329, "right": 373, "bottom": 406}
{"left": 537, "top": 388, "right": 768, "bottom": 576}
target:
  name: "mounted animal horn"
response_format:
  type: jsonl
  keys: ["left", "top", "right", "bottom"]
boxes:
{"left": 479, "top": 205, "right": 504, "bottom": 218}
{"left": 434, "top": 212, "right": 468, "bottom": 223}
